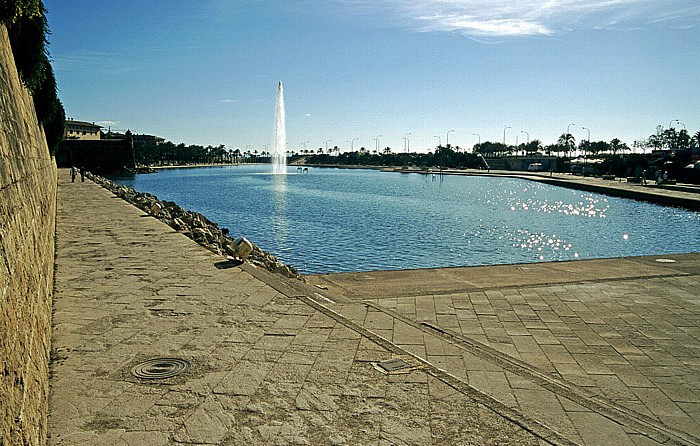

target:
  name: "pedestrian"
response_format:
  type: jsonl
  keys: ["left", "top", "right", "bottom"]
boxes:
{"left": 70, "top": 166, "right": 77, "bottom": 182}
{"left": 80, "top": 166, "right": 85, "bottom": 182}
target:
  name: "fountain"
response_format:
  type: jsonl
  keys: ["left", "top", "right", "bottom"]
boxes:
{"left": 272, "top": 81, "right": 286, "bottom": 174}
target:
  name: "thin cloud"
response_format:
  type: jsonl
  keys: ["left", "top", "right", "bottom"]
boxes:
{"left": 348, "top": 0, "right": 700, "bottom": 37}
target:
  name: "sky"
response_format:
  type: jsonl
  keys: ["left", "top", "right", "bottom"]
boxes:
{"left": 45, "top": 0, "right": 699, "bottom": 153}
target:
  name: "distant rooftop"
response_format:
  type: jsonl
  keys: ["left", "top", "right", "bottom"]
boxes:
{"left": 65, "top": 118, "right": 102, "bottom": 129}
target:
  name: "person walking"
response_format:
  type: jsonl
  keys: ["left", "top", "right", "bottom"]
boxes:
{"left": 70, "top": 166, "right": 77, "bottom": 182}
{"left": 80, "top": 166, "right": 85, "bottom": 182}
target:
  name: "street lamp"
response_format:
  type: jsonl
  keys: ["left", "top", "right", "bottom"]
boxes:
{"left": 325, "top": 139, "right": 332, "bottom": 153}
{"left": 302, "top": 140, "right": 309, "bottom": 152}
{"left": 582, "top": 127, "right": 590, "bottom": 171}
{"left": 447, "top": 129, "right": 455, "bottom": 147}
{"left": 582, "top": 126, "right": 590, "bottom": 143}
{"left": 473, "top": 133, "right": 480, "bottom": 146}
{"left": 375, "top": 135, "right": 382, "bottom": 153}
{"left": 434, "top": 135, "right": 441, "bottom": 147}
{"left": 503, "top": 126, "right": 511, "bottom": 146}
{"left": 670, "top": 119, "right": 685, "bottom": 130}
{"left": 403, "top": 133, "right": 411, "bottom": 152}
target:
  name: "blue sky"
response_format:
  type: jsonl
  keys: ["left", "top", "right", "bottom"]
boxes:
{"left": 45, "top": 0, "right": 699, "bottom": 153}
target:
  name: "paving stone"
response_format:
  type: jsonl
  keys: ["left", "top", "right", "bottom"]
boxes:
{"left": 50, "top": 172, "right": 700, "bottom": 446}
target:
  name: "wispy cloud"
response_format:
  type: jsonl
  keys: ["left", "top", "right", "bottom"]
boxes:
{"left": 346, "top": 0, "right": 700, "bottom": 37}
{"left": 220, "top": 99, "right": 237, "bottom": 103}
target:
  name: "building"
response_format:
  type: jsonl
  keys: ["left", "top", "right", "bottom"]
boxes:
{"left": 57, "top": 121, "right": 135, "bottom": 172}
{"left": 64, "top": 118, "right": 102, "bottom": 140}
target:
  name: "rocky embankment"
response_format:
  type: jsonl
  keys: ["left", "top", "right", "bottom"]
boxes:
{"left": 87, "top": 173, "right": 303, "bottom": 281}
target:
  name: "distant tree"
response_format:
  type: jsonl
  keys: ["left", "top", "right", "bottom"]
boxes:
{"left": 588, "top": 140, "right": 610, "bottom": 155}
{"left": 692, "top": 131, "right": 700, "bottom": 148}
{"left": 677, "top": 129, "right": 690, "bottom": 149}
{"left": 557, "top": 133, "right": 576, "bottom": 157}
{"left": 524, "top": 139, "right": 542, "bottom": 155}
{"left": 610, "top": 138, "right": 623, "bottom": 155}
{"left": 633, "top": 139, "right": 650, "bottom": 154}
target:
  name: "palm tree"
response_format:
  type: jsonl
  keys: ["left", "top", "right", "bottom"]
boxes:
{"left": 692, "top": 131, "right": 700, "bottom": 147}
{"left": 610, "top": 138, "right": 622, "bottom": 155}
{"left": 557, "top": 133, "right": 576, "bottom": 157}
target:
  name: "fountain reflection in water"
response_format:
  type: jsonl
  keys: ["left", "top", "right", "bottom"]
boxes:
{"left": 272, "top": 81, "right": 287, "bottom": 174}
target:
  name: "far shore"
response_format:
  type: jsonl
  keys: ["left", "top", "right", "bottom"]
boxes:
{"left": 148, "top": 162, "right": 263, "bottom": 170}
{"left": 139, "top": 162, "right": 699, "bottom": 210}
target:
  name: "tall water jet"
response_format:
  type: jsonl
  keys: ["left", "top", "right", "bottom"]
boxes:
{"left": 272, "top": 81, "right": 287, "bottom": 174}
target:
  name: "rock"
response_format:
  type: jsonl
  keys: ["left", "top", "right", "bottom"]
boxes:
{"left": 149, "top": 201, "right": 164, "bottom": 217}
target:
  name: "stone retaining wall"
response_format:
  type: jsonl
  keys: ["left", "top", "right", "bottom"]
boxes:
{"left": 0, "top": 24, "right": 56, "bottom": 446}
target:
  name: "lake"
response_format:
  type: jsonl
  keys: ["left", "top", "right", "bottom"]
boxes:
{"left": 110, "top": 165, "right": 700, "bottom": 274}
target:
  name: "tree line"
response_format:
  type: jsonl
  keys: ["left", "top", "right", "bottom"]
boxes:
{"left": 134, "top": 140, "right": 240, "bottom": 166}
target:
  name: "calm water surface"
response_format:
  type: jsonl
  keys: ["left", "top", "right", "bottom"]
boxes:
{"left": 112, "top": 165, "right": 700, "bottom": 274}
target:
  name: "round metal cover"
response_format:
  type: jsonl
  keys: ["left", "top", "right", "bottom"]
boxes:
{"left": 131, "top": 358, "right": 190, "bottom": 379}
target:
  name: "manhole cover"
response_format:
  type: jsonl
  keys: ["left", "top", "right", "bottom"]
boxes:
{"left": 130, "top": 358, "right": 190, "bottom": 379}
{"left": 377, "top": 358, "right": 412, "bottom": 372}
{"left": 655, "top": 258, "right": 676, "bottom": 263}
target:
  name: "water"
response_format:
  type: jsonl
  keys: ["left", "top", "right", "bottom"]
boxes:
{"left": 111, "top": 165, "right": 700, "bottom": 274}
{"left": 272, "top": 81, "right": 286, "bottom": 174}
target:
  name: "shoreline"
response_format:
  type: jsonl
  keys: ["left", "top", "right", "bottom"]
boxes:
{"left": 303, "top": 163, "right": 700, "bottom": 211}
{"left": 142, "top": 161, "right": 700, "bottom": 210}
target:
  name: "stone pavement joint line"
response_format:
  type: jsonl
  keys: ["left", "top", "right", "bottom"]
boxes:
{"left": 308, "top": 256, "right": 700, "bottom": 446}
{"left": 369, "top": 301, "right": 695, "bottom": 445}
{"left": 296, "top": 292, "right": 578, "bottom": 446}
{"left": 50, "top": 169, "right": 700, "bottom": 446}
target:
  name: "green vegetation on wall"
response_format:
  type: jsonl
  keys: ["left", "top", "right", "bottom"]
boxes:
{"left": 1, "top": 0, "right": 64, "bottom": 154}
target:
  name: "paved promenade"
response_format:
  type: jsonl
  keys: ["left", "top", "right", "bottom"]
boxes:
{"left": 49, "top": 169, "right": 700, "bottom": 445}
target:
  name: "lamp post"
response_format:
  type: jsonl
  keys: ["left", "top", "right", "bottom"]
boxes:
{"left": 302, "top": 140, "right": 309, "bottom": 153}
{"left": 473, "top": 133, "right": 480, "bottom": 151}
{"left": 375, "top": 135, "right": 382, "bottom": 153}
{"left": 582, "top": 127, "right": 590, "bottom": 173}
{"left": 403, "top": 133, "right": 411, "bottom": 152}
{"left": 447, "top": 129, "right": 455, "bottom": 147}
{"left": 434, "top": 135, "right": 441, "bottom": 147}
{"left": 346, "top": 137, "right": 358, "bottom": 151}
{"left": 520, "top": 131, "right": 529, "bottom": 156}
{"left": 503, "top": 126, "right": 511, "bottom": 146}
{"left": 670, "top": 119, "right": 685, "bottom": 130}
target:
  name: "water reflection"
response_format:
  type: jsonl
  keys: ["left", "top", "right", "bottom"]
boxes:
{"left": 113, "top": 165, "right": 700, "bottom": 274}
{"left": 270, "top": 174, "right": 289, "bottom": 253}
